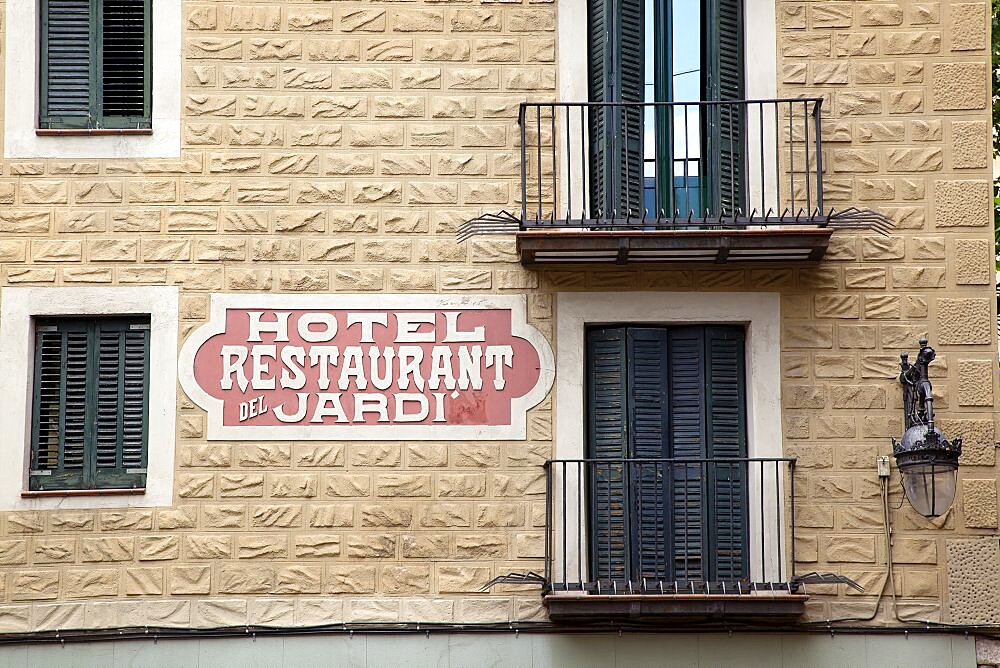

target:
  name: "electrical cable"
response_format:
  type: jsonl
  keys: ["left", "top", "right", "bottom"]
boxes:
{"left": 802, "top": 476, "right": 891, "bottom": 626}
{"left": 803, "top": 472, "right": 995, "bottom": 631}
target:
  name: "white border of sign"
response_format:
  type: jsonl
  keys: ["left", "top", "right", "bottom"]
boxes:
{"left": 178, "top": 293, "right": 555, "bottom": 441}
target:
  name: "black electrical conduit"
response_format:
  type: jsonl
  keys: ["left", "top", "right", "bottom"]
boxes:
{"left": 801, "top": 474, "right": 988, "bottom": 632}
{"left": 0, "top": 617, "right": 997, "bottom": 647}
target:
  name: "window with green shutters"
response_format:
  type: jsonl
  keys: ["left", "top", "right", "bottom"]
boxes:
{"left": 39, "top": 0, "right": 152, "bottom": 130}
{"left": 586, "top": 325, "right": 748, "bottom": 584}
{"left": 588, "top": 0, "right": 745, "bottom": 215}
{"left": 30, "top": 317, "right": 151, "bottom": 492}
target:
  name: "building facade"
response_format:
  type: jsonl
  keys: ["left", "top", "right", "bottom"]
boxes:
{"left": 0, "top": 0, "right": 995, "bottom": 663}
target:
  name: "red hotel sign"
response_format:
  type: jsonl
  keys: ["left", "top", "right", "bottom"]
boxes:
{"left": 179, "top": 295, "right": 554, "bottom": 440}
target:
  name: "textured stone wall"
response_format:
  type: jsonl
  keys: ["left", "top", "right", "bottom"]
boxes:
{"left": 0, "top": 0, "right": 554, "bottom": 631}
{"left": 775, "top": 0, "right": 997, "bottom": 624}
{"left": 0, "top": 0, "right": 994, "bottom": 632}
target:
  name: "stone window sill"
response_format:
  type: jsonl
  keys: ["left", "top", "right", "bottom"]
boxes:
{"left": 36, "top": 128, "right": 153, "bottom": 136}
{"left": 21, "top": 488, "right": 146, "bottom": 498}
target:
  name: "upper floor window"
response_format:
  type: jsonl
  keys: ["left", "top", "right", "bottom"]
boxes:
{"left": 39, "top": 0, "right": 151, "bottom": 130}
{"left": 588, "top": 0, "right": 745, "bottom": 216}
{"left": 30, "top": 316, "right": 150, "bottom": 492}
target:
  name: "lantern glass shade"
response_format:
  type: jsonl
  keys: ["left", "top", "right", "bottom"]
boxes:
{"left": 900, "top": 461, "right": 958, "bottom": 518}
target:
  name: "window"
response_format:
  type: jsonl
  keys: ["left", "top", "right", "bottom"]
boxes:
{"left": 39, "top": 0, "right": 151, "bottom": 130}
{"left": 30, "top": 316, "right": 151, "bottom": 492}
{"left": 586, "top": 324, "right": 748, "bottom": 584}
{"left": 588, "top": 0, "right": 745, "bottom": 215}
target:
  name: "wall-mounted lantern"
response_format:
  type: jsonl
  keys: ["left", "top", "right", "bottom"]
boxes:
{"left": 892, "top": 338, "right": 962, "bottom": 517}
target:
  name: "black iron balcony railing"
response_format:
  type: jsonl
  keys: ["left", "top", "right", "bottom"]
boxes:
{"left": 543, "top": 457, "right": 796, "bottom": 595}
{"left": 520, "top": 99, "right": 827, "bottom": 228}
{"left": 458, "top": 99, "right": 892, "bottom": 262}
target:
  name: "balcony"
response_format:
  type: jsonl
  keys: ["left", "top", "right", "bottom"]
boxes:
{"left": 542, "top": 457, "right": 807, "bottom": 622}
{"left": 460, "top": 99, "right": 890, "bottom": 264}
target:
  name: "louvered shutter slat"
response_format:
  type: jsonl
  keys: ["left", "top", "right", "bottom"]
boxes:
{"left": 588, "top": 0, "right": 644, "bottom": 218}
{"left": 32, "top": 332, "right": 66, "bottom": 473}
{"left": 41, "top": 0, "right": 92, "bottom": 124}
{"left": 667, "top": 327, "right": 707, "bottom": 582}
{"left": 618, "top": 0, "right": 644, "bottom": 214}
{"left": 705, "top": 327, "right": 748, "bottom": 582}
{"left": 706, "top": 0, "right": 746, "bottom": 214}
{"left": 30, "top": 324, "right": 89, "bottom": 490}
{"left": 62, "top": 331, "right": 89, "bottom": 471}
{"left": 94, "top": 321, "right": 149, "bottom": 489}
{"left": 626, "top": 328, "right": 670, "bottom": 581}
{"left": 101, "top": 0, "right": 149, "bottom": 120}
{"left": 120, "top": 330, "right": 149, "bottom": 472}
{"left": 586, "top": 328, "right": 630, "bottom": 584}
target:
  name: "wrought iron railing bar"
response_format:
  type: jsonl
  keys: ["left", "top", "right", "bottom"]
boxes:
{"left": 813, "top": 99, "right": 825, "bottom": 215}
{"left": 727, "top": 102, "right": 735, "bottom": 220}
{"left": 803, "top": 100, "right": 812, "bottom": 215}
{"left": 637, "top": 461, "right": 644, "bottom": 582}
{"left": 579, "top": 105, "right": 587, "bottom": 221}
{"left": 577, "top": 461, "right": 584, "bottom": 587}
{"left": 605, "top": 461, "right": 612, "bottom": 585}
{"left": 551, "top": 107, "right": 557, "bottom": 224}
{"left": 561, "top": 459, "right": 567, "bottom": 589}
{"left": 565, "top": 106, "right": 572, "bottom": 221}
{"left": 757, "top": 462, "right": 767, "bottom": 582}
{"left": 773, "top": 101, "right": 780, "bottom": 221}
{"left": 623, "top": 105, "right": 631, "bottom": 218}
{"left": 544, "top": 461, "right": 566, "bottom": 589}
{"left": 519, "top": 107, "right": 527, "bottom": 223}
{"left": 789, "top": 459, "right": 797, "bottom": 578}
{"left": 730, "top": 461, "right": 737, "bottom": 582}
{"left": 536, "top": 104, "right": 542, "bottom": 223}
{"left": 787, "top": 101, "right": 795, "bottom": 214}
{"left": 683, "top": 104, "right": 691, "bottom": 223}
{"left": 774, "top": 460, "right": 782, "bottom": 583}
{"left": 711, "top": 459, "right": 719, "bottom": 580}
{"left": 757, "top": 101, "right": 765, "bottom": 218}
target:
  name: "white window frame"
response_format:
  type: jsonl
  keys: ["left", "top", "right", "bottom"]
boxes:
{"left": 3, "top": 0, "right": 181, "bottom": 159}
{"left": 552, "top": 291, "right": 784, "bottom": 586}
{"left": 0, "top": 287, "right": 179, "bottom": 510}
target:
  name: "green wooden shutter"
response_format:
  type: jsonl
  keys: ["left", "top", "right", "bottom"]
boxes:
{"left": 667, "top": 327, "right": 708, "bottom": 582}
{"left": 705, "top": 0, "right": 746, "bottom": 215}
{"left": 100, "top": 0, "right": 152, "bottom": 128}
{"left": 626, "top": 328, "right": 670, "bottom": 580}
{"left": 40, "top": 0, "right": 150, "bottom": 129}
{"left": 30, "top": 321, "right": 90, "bottom": 490}
{"left": 587, "top": 325, "right": 748, "bottom": 585}
{"left": 704, "top": 326, "right": 748, "bottom": 581}
{"left": 586, "top": 327, "right": 630, "bottom": 582}
{"left": 93, "top": 319, "right": 150, "bottom": 489}
{"left": 40, "top": 0, "right": 94, "bottom": 129}
{"left": 588, "top": 0, "right": 644, "bottom": 218}
{"left": 30, "top": 318, "right": 149, "bottom": 491}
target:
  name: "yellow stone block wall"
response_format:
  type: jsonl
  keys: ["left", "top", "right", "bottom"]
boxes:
{"left": 0, "top": 0, "right": 993, "bottom": 631}
{"left": 775, "top": 0, "right": 998, "bottom": 625}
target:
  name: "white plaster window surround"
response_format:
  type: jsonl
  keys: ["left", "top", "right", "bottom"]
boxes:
{"left": 3, "top": 0, "right": 182, "bottom": 159}
{"left": 553, "top": 291, "right": 785, "bottom": 583}
{"left": 0, "top": 286, "right": 179, "bottom": 510}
